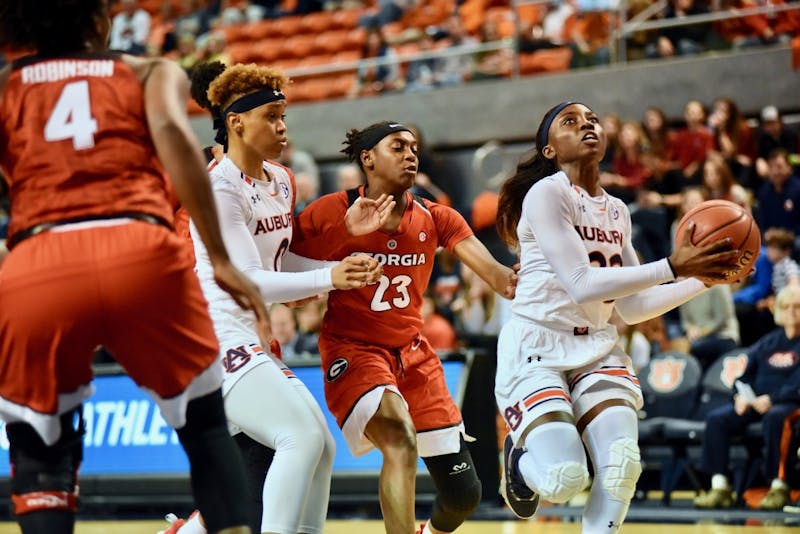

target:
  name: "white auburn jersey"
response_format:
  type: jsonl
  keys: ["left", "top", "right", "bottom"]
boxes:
{"left": 511, "top": 171, "right": 630, "bottom": 335}
{"left": 192, "top": 156, "right": 295, "bottom": 343}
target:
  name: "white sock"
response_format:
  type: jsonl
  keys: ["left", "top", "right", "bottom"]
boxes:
{"left": 711, "top": 474, "right": 730, "bottom": 490}
{"left": 771, "top": 478, "right": 788, "bottom": 490}
{"left": 177, "top": 512, "right": 207, "bottom": 534}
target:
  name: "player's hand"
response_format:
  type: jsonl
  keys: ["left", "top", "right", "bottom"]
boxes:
{"left": 213, "top": 261, "right": 272, "bottom": 344}
{"left": 669, "top": 221, "right": 739, "bottom": 281}
{"left": 331, "top": 254, "right": 382, "bottom": 289}
{"left": 494, "top": 265, "right": 519, "bottom": 299}
{"left": 344, "top": 194, "right": 396, "bottom": 236}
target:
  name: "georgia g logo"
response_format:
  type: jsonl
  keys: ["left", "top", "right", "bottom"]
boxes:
{"left": 326, "top": 358, "right": 349, "bottom": 382}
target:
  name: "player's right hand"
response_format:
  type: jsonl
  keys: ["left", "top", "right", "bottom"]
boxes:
{"left": 213, "top": 261, "right": 272, "bottom": 345}
{"left": 331, "top": 254, "right": 382, "bottom": 289}
{"left": 668, "top": 221, "right": 740, "bottom": 281}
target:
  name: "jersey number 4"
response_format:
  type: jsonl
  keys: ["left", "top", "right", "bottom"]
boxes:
{"left": 44, "top": 80, "right": 98, "bottom": 150}
{"left": 370, "top": 274, "right": 412, "bottom": 311}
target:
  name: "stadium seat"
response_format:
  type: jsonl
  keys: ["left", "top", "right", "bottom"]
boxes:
{"left": 300, "top": 11, "right": 337, "bottom": 34}
{"left": 226, "top": 42, "right": 258, "bottom": 63}
{"left": 315, "top": 30, "right": 357, "bottom": 55}
{"left": 639, "top": 351, "right": 704, "bottom": 503}
{"left": 330, "top": 8, "right": 363, "bottom": 30}
{"left": 518, "top": 47, "right": 573, "bottom": 75}
{"left": 250, "top": 38, "right": 285, "bottom": 64}
{"left": 280, "top": 34, "right": 319, "bottom": 59}
{"left": 271, "top": 15, "right": 305, "bottom": 38}
{"left": 693, "top": 348, "right": 748, "bottom": 420}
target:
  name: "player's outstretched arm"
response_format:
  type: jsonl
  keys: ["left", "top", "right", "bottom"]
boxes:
{"left": 453, "top": 236, "right": 518, "bottom": 299}
{"left": 141, "top": 58, "right": 271, "bottom": 341}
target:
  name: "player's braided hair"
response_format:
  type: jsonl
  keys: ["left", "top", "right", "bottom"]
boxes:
{"left": 340, "top": 121, "right": 396, "bottom": 172}
{"left": 496, "top": 104, "right": 561, "bottom": 248}
{"left": 0, "top": 0, "right": 105, "bottom": 54}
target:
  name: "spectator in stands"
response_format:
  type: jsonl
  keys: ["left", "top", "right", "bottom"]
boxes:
{"left": 733, "top": 246, "right": 775, "bottom": 347}
{"left": 646, "top": 0, "right": 711, "bottom": 58}
{"left": 678, "top": 283, "right": 740, "bottom": 369}
{"left": 359, "top": 0, "right": 419, "bottom": 29}
{"left": 421, "top": 293, "right": 458, "bottom": 352}
{"left": 404, "top": 31, "right": 439, "bottom": 92}
{"left": 694, "top": 285, "right": 800, "bottom": 509}
{"left": 349, "top": 27, "right": 402, "bottom": 97}
{"left": 430, "top": 249, "right": 463, "bottom": 325}
{"left": 708, "top": 97, "right": 756, "bottom": 187}
{"left": 669, "top": 99, "right": 714, "bottom": 185}
{"left": 406, "top": 124, "right": 450, "bottom": 206}
{"left": 176, "top": 33, "right": 200, "bottom": 73}
{"left": 702, "top": 151, "right": 751, "bottom": 208}
{"left": 294, "top": 298, "right": 325, "bottom": 358}
{"left": 271, "top": 303, "right": 321, "bottom": 362}
{"left": 336, "top": 163, "right": 364, "bottom": 190}
{"left": 516, "top": 0, "right": 575, "bottom": 53}
{"left": 432, "top": 15, "right": 478, "bottom": 87}
{"left": 473, "top": 17, "right": 513, "bottom": 80}
{"left": 641, "top": 106, "right": 679, "bottom": 180}
{"left": 766, "top": 227, "right": 800, "bottom": 296}
{"left": 610, "top": 311, "right": 651, "bottom": 373}
{"left": 197, "top": 30, "right": 230, "bottom": 65}
{"left": 147, "top": 1, "right": 179, "bottom": 56}
{"left": 452, "top": 265, "right": 502, "bottom": 337}
{"left": 755, "top": 105, "right": 800, "bottom": 180}
{"left": 177, "top": 0, "right": 215, "bottom": 37}
{"left": 566, "top": 3, "right": 612, "bottom": 68}
{"left": 277, "top": 139, "right": 320, "bottom": 211}
{"left": 604, "top": 121, "right": 652, "bottom": 204}
{"left": 109, "top": 0, "right": 151, "bottom": 55}
{"left": 599, "top": 112, "right": 621, "bottom": 174}
{"left": 755, "top": 148, "right": 800, "bottom": 239}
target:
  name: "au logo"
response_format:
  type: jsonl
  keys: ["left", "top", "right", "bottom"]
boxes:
{"left": 719, "top": 353, "right": 747, "bottom": 388}
{"left": 647, "top": 356, "right": 686, "bottom": 393}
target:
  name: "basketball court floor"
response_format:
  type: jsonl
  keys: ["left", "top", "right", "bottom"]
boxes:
{"left": 0, "top": 520, "right": 796, "bottom": 533}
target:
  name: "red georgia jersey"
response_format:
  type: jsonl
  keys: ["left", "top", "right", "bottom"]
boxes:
{"left": 292, "top": 187, "right": 473, "bottom": 347}
{"left": 0, "top": 53, "right": 174, "bottom": 243}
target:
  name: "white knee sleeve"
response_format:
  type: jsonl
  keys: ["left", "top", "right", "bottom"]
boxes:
{"left": 541, "top": 461, "right": 590, "bottom": 503}
{"left": 600, "top": 437, "right": 641, "bottom": 502}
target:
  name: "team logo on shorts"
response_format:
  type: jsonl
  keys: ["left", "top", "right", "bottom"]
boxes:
{"left": 326, "top": 358, "right": 349, "bottom": 382}
{"left": 503, "top": 402, "right": 523, "bottom": 431}
{"left": 419, "top": 232, "right": 427, "bottom": 242}
{"left": 387, "top": 239, "right": 397, "bottom": 250}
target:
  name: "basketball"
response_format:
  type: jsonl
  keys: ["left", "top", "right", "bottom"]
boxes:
{"left": 674, "top": 199, "right": 761, "bottom": 283}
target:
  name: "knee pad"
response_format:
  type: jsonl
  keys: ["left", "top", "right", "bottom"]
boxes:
{"left": 540, "top": 461, "right": 590, "bottom": 503}
{"left": 600, "top": 438, "right": 642, "bottom": 502}
{"left": 7, "top": 409, "right": 84, "bottom": 516}
{"left": 423, "top": 437, "right": 482, "bottom": 532}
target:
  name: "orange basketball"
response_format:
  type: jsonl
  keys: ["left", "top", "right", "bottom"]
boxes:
{"left": 674, "top": 199, "right": 761, "bottom": 283}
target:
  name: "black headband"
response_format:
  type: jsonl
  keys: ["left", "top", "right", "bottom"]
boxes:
{"left": 355, "top": 122, "right": 412, "bottom": 154}
{"left": 214, "top": 87, "right": 286, "bottom": 147}
{"left": 537, "top": 101, "right": 583, "bottom": 149}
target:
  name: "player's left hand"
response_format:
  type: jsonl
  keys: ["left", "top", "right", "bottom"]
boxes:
{"left": 345, "top": 194, "right": 395, "bottom": 236}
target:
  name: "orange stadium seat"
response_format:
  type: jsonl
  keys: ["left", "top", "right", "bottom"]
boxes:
{"left": 271, "top": 15, "right": 306, "bottom": 38}
{"left": 345, "top": 27, "right": 368, "bottom": 50}
{"left": 517, "top": 3, "right": 546, "bottom": 26}
{"left": 300, "top": 11, "right": 337, "bottom": 34}
{"left": 332, "top": 49, "right": 361, "bottom": 65}
{"left": 381, "top": 21, "right": 406, "bottom": 40}
{"left": 330, "top": 9, "right": 363, "bottom": 30}
{"left": 226, "top": 42, "right": 258, "bottom": 63}
{"left": 272, "top": 58, "right": 301, "bottom": 71}
{"left": 250, "top": 38, "right": 285, "bottom": 64}
{"left": 280, "top": 34, "right": 319, "bottom": 59}
{"left": 329, "top": 73, "right": 357, "bottom": 100}
{"left": 518, "top": 47, "right": 573, "bottom": 75}
{"left": 315, "top": 30, "right": 356, "bottom": 54}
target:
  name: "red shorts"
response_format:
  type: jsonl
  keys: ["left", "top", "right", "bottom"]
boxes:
{"left": 0, "top": 221, "right": 220, "bottom": 444}
{"left": 318, "top": 332, "right": 463, "bottom": 457}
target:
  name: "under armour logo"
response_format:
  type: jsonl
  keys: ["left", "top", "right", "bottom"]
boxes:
{"left": 526, "top": 355, "right": 541, "bottom": 363}
{"left": 388, "top": 123, "right": 402, "bottom": 128}
{"left": 608, "top": 520, "right": 621, "bottom": 530}
{"left": 274, "top": 90, "right": 283, "bottom": 97}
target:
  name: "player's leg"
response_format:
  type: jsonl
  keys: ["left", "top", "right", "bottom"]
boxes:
{"left": 225, "top": 361, "right": 330, "bottom": 534}
{"left": 292, "top": 382, "right": 335, "bottom": 534}
{"left": 103, "top": 224, "right": 252, "bottom": 534}
{"left": 6, "top": 409, "right": 83, "bottom": 534}
{"left": 233, "top": 433, "right": 274, "bottom": 533}
{"left": 406, "top": 337, "right": 480, "bottom": 533}
{"left": 495, "top": 323, "right": 588, "bottom": 518}
{"left": 570, "top": 354, "right": 645, "bottom": 534}
{"left": 421, "top": 437, "right": 482, "bottom": 534}
{"left": 364, "top": 390, "right": 419, "bottom": 534}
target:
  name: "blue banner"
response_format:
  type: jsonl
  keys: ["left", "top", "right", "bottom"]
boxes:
{"left": 0, "top": 361, "right": 466, "bottom": 476}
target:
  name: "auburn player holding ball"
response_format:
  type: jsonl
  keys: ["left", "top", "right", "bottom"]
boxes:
{"left": 494, "top": 101, "right": 741, "bottom": 532}
{"left": 0, "top": 1, "right": 271, "bottom": 533}
{"left": 291, "top": 121, "right": 518, "bottom": 534}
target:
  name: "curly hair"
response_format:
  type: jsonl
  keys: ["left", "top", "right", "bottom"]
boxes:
{"left": 0, "top": 0, "right": 105, "bottom": 54}
{"left": 207, "top": 64, "right": 290, "bottom": 111}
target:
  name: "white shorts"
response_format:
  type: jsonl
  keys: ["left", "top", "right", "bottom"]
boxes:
{"left": 216, "top": 335, "right": 285, "bottom": 397}
{"left": 495, "top": 319, "right": 643, "bottom": 445}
